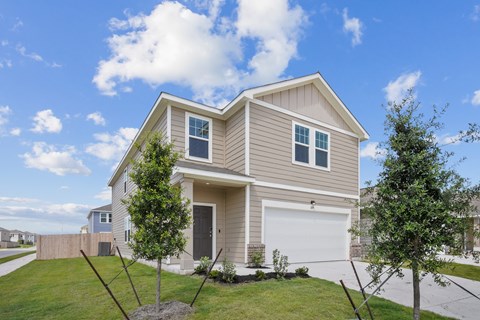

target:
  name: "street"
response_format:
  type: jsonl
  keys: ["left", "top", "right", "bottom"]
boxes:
{"left": 0, "top": 247, "right": 36, "bottom": 258}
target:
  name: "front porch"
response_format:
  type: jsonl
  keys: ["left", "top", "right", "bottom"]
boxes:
{"left": 170, "top": 161, "right": 255, "bottom": 273}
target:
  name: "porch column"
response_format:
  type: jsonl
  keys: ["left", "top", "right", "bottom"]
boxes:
{"left": 180, "top": 177, "right": 194, "bottom": 272}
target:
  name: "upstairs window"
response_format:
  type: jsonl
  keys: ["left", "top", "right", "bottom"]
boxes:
{"left": 294, "top": 124, "right": 310, "bottom": 164}
{"left": 292, "top": 121, "right": 330, "bottom": 170}
{"left": 100, "top": 212, "right": 112, "bottom": 223}
{"left": 124, "top": 216, "right": 131, "bottom": 243}
{"left": 186, "top": 113, "right": 212, "bottom": 162}
{"left": 315, "top": 131, "right": 329, "bottom": 168}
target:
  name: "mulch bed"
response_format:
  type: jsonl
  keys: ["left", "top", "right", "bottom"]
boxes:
{"left": 129, "top": 301, "right": 193, "bottom": 320}
{"left": 195, "top": 271, "right": 310, "bottom": 284}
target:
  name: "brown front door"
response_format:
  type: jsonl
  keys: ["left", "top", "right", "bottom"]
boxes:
{"left": 193, "top": 205, "right": 213, "bottom": 260}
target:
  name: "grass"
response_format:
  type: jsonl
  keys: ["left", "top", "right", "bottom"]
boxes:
{"left": 437, "top": 262, "right": 480, "bottom": 282}
{"left": 0, "top": 256, "right": 453, "bottom": 320}
{"left": 0, "top": 251, "right": 36, "bottom": 265}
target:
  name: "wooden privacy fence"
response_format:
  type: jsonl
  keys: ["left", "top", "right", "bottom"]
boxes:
{"left": 36, "top": 233, "right": 113, "bottom": 260}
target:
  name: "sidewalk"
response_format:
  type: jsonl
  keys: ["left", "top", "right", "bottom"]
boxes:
{"left": 0, "top": 252, "right": 36, "bottom": 277}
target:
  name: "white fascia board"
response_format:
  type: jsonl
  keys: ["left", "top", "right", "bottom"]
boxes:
{"left": 254, "top": 180, "right": 359, "bottom": 200}
{"left": 176, "top": 166, "right": 255, "bottom": 185}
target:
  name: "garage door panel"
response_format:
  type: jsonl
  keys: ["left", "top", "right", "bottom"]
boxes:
{"left": 265, "top": 207, "right": 348, "bottom": 264}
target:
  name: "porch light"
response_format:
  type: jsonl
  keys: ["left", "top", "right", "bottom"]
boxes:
{"left": 311, "top": 200, "right": 316, "bottom": 209}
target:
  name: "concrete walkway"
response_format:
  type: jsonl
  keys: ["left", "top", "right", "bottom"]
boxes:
{"left": 0, "top": 251, "right": 36, "bottom": 277}
{"left": 236, "top": 261, "right": 480, "bottom": 320}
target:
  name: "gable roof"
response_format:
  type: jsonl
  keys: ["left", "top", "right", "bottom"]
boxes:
{"left": 108, "top": 72, "right": 369, "bottom": 186}
{"left": 87, "top": 204, "right": 112, "bottom": 219}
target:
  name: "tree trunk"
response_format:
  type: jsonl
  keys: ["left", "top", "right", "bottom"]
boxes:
{"left": 156, "top": 259, "right": 162, "bottom": 313}
{"left": 411, "top": 260, "right": 421, "bottom": 320}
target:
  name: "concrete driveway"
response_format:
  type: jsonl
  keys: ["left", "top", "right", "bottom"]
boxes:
{"left": 291, "top": 261, "right": 480, "bottom": 320}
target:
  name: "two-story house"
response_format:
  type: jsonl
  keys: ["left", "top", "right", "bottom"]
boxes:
{"left": 9, "top": 229, "right": 25, "bottom": 243}
{"left": 87, "top": 204, "right": 113, "bottom": 233}
{"left": 109, "top": 73, "right": 369, "bottom": 272}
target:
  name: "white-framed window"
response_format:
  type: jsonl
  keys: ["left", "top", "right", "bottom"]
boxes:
{"left": 123, "top": 167, "right": 128, "bottom": 194}
{"left": 124, "top": 216, "right": 131, "bottom": 243}
{"left": 185, "top": 112, "right": 212, "bottom": 162}
{"left": 100, "top": 212, "right": 112, "bottom": 223}
{"left": 292, "top": 121, "right": 330, "bottom": 170}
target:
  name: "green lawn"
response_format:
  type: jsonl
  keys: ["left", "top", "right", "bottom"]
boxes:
{"left": 0, "top": 251, "right": 36, "bottom": 265}
{"left": 0, "top": 256, "right": 452, "bottom": 320}
{"left": 437, "top": 262, "right": 480, "bottom": 282}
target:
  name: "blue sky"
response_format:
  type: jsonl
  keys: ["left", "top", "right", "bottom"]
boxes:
{"left": 0, "top": 1, "right": 479, "bottom": 234}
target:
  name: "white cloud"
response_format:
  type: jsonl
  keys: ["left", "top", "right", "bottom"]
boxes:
{"left": 85, "top": 127, "right": 138, "bottom": 162}
{"left": 360, "top": 142, "right": 386, "bottom": 160}
{"left": 93, "top": 0, "right": 307, "bottom": 105}
{"left": 60, "top": 186, "right": 69, "bottom": 190}
{"left": 471, "top": 5, "right": 480, "bottom": 22}
{"left": 95, "top": 187, "right": 112, "bottom": 201}
{"left": 383, "top": 71, "right": 422, "bottom": 102}
{"left": 0, "top": 105, "right": 12, "bottom": 132}
{"left": 0, "top": 198, "right": 91, "bottom": 234}
{"left": 86, "top": 112, "right": 106, "bottom": 126}
{"left": 0, "top": 196, "right": 39, "bottom": 203}
{"left": 21, "top": 142, "right": 91, "bottom": 176}
{"left": 16, "top": 44, "right": 43, "bottom": 62}
{"left": 31, "top": 109, "right": 62, "bottom": 133}
{"left": 471, "top": 90, "right": 480, "bottom": 106}
{"left": 11, "top": 18, "right": 24, "bottom": 31}
{"left": 0, "top": 59, "right": 13, "bottom": 69}
{"left": 342, "top": 8, "right": 363, "bottom": 46}
{"left": 10, "top": 127, "right": 21, "bottom": 136}
{"left": 436, "top": 133, "right": 462, "bottom": 146}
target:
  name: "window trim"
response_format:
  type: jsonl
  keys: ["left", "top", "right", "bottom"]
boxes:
{"left": 292, "top": 121, "right": 330, "bottom": 171}
{"left": 99, "top": 212, "right": 112, "bottom": 224}
{"left": 185, "top": 112, "right": 213, "bottom": 163}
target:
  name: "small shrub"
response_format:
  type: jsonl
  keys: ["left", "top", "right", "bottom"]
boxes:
{"left": 249, "top": 251, "right": 264, "bottom": 268}
{"left": 194, "top": 256, "right": 211, "bottom": 274}
{"left": 295, "top": 266, "right": 309, "bottom": 277}
{"left": 208, "top": 269, "right": 220, "bottom": 279}
{"left": 220, "top": 258, "right": 236, "bottom": 283}
{"left": 255, "top": 269, "right": 266, "bottom": 281}
{"left": 272, "top": 249, "right": 289, "bottom": 279}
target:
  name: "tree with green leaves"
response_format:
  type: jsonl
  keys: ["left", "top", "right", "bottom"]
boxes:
{"left": 123, "top": 132, "right": 191, "bottom": 312}
{"left": 361, "top": 93, "right": 479, "bottom": 320}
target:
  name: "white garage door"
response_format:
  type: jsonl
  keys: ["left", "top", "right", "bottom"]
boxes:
{"left": 264, "top": 207, "right": 349, "bottom": 264}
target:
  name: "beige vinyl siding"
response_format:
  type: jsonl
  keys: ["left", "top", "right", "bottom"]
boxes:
{"left": 225, "top": 108, "right": 245, "bottom": 174}
{"left": 193, "top": 186, "right": 226, "bottom": 260}
{"left": 225, "top": 187, "right": 245, "bottom": 263}
{"left": 249, "top": 103, "right": 358, "bottom": 195}
{"left": 111, "top": 172, "right": 135, "bottom": 257}
{"left": 170, "top": 106, "right": 225, "bottom": 168}
{"left": 257, "top": 83, "right": 351, "bottom": 131}
{"left": 249, "top": 185, "right": 359, "bottom": 245}
{"left": 151, "top": 108, "right": 168, "bottom": 136}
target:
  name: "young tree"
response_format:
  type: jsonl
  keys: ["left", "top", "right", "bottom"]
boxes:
{"left": 362, "top": 94, "right": 479, "bottom": 320}
{"left": 123, "top": 132, "right": 191, "bottom": 312}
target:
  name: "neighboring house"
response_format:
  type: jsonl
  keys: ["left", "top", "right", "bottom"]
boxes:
{"left": 87, "top": 204, "right": 113, "bottom": 233}
{"left": 360, "top": 188, "right": 480, "bottom": 252}
{"left": 24, "top": 231, "right": 36, "bottom": 244}
{"left": 109, "top": 73, "right": 369, "bottom": 272}
{"left": 9, "top": 229, "right": 25, "bottom": 243}
{"left": 80, "top": 224, "right": 88, "bottom": 234}
{"left": 0, "top": 227, "right": 11, "bottom": 242}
